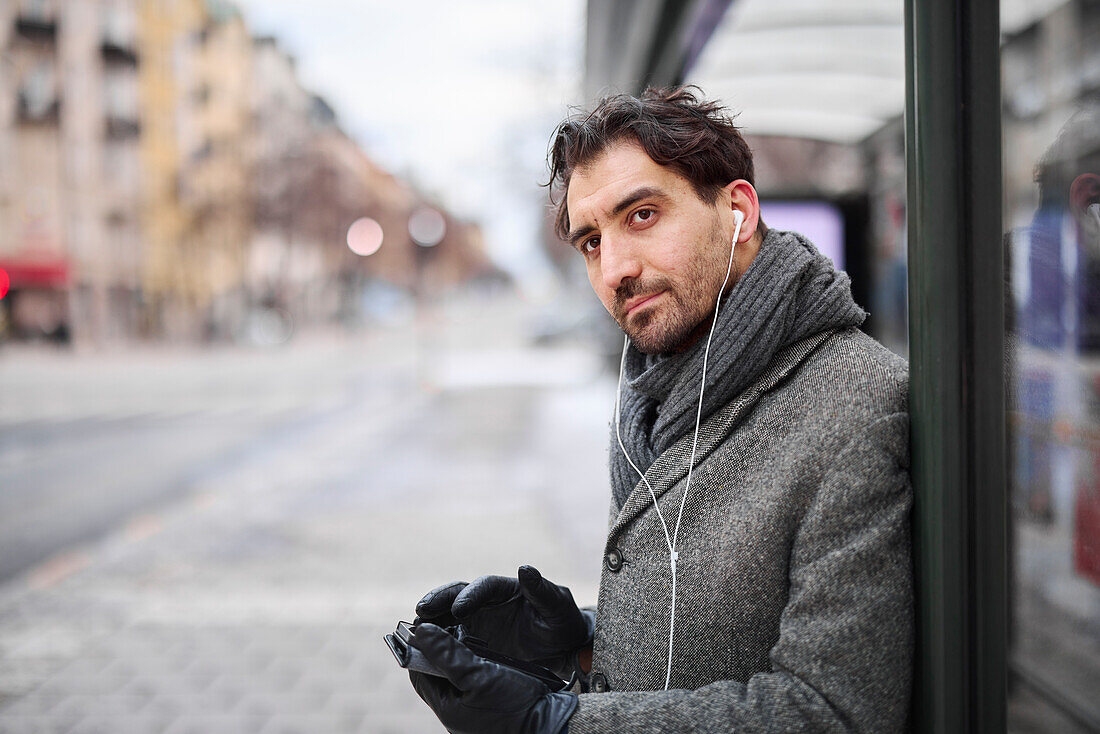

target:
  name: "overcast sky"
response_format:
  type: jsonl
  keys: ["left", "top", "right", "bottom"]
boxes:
{"left": 235, "top": 0, "right": 586, "bottom": 289}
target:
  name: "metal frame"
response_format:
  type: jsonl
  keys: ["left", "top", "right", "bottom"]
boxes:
{"left": 583, "top": 0, "right": 717, "bottom": 102}
{"left": 904, "top": 0, "right": 1007, "bottom": 731}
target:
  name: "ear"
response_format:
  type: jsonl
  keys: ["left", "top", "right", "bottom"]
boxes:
{"left": 721, "top": 179, "right": 762, "bottom": 243}
{"left": 1070, "top": 173, "right": 1100, "bottom": 217}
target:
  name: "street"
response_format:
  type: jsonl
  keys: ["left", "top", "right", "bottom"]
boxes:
{"left": 0, "top": 297, "right": 614, "bottom": 733}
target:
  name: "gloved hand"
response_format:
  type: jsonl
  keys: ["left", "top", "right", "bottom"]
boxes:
{"left": 415, "top": 565, "right": 593, "bottom": 675}
{"left": 409, "top": 623, "right": 578, "bottom": 734}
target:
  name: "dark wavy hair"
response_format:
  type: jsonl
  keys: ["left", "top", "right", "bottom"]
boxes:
{"left": 547, "top": 86, "right": 755, "bottom": 240}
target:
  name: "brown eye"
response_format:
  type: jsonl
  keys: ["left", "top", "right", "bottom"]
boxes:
{"left": 582, "top": 236, "right": 600, "bottom": 254}
{"left": 631, "top": 209, "right": 654, "bottom": 224}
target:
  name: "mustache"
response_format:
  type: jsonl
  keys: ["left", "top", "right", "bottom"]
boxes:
{"left": 613, "top": 278, "right": 672, "bottom": 315}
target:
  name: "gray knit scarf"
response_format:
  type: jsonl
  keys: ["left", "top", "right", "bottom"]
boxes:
{"left": 610, "top": 228, "right": 868, "bottom": 509}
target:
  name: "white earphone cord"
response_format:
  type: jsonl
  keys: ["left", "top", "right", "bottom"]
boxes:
{"left": 614, "top": 213, "right": 743, "bottom": 691}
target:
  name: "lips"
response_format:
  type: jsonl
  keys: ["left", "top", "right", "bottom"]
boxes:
{"left": 625, "top": 291, "right": 664, "bottom": 315}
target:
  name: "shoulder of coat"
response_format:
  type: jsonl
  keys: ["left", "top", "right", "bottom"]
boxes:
{"left": 792, "top": 327, "right": 909, "bottom": 416}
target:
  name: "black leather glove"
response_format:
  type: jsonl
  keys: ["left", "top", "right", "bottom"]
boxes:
{"left": 409, "top": 623, "right": 577, "bottom": 734}
{"left": 415, "top": 565, "right": 593, "bottom": 675}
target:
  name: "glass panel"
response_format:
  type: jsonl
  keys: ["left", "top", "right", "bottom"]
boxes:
{"left": 1003, "top": 1, "right": 1100, "bottom": 730}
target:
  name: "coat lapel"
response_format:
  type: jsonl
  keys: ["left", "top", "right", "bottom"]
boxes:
{"left": 607, "top": 328, "right": 838, "bottom": 541}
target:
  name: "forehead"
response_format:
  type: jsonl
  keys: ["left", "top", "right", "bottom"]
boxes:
{"left": 566, "top": 142, "right": 692, "bottom": 225}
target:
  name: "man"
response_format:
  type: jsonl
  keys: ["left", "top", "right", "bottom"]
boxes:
{"left": 405, "top": 87, "right": 913, "bottom": 733}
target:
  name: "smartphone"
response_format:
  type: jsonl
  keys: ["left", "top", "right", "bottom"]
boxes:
{"left": 383, "top": 621, "right": 570, "bottom": 691}
{"left": 384, "top": 621, "right": 448, "bottom": 677}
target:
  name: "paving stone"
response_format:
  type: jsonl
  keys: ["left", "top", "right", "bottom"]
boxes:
{"left": 0, "top": 717, "right": 54, "bottom": 734}
{"left": 160, "top": 713, "right": 268, "bottom": 734}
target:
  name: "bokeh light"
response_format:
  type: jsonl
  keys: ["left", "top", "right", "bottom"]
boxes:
{"left": 346, "top": 217, "right": 384, "bottom": 256}
{"left": 0, "top": 268, "right": 8, "bottom": 300}
{"left": 408, "top": 207, "right": 446, "bottom": 247}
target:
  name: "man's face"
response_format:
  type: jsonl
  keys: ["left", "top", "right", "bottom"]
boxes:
{"left": 565, "top": 141, "right": 737, "bottom": 354}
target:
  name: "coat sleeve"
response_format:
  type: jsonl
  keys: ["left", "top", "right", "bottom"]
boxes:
{"left": 566, "top": 412, "right": 913, "bottom": 734}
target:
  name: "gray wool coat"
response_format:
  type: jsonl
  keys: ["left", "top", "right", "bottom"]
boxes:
{"left": 567, "top": 326, "right": 912, "bottom": 733}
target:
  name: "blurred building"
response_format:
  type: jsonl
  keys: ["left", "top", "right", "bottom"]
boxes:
{"left": 318, "top": 127, "right": 501, "bottom": 308}
{"left": 248, "top": 34, "right": 322, "bottom": 321}
{"left": 136, "top": 0, "right": 205, "bottom": 339}
{"left": 0, "top": 0, "right": 151, "bottom": 343}
{"left": 248, "top": 37, "right": 498, "bottom": 335}
{"left": 249, "top": 41, "right": 392, "bottom": 330}
{"left": 0, "top": 0, "right": 491, "bottom": 345}
{"left": 181, "top": 0, "right": 253, "bottom": 340}
{"left": 1, "top": 0, "right": 95, "bottom": 342}
{"left": 96, "top": 0, "right": 143, "bottom": 342}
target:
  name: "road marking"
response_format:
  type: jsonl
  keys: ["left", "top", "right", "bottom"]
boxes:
{"left": 191, "top": 490, "right": 218, "bottom": 510}
{"left": 122, "top": 513, "right": 164, "bottom": 542}
{"left": 26, "top": 551, "right": 90, "bottom": 590}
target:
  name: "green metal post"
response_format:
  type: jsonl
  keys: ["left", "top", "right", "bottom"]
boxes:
{"left": 904, "top": 0, "right": 1007, "bottom": 731}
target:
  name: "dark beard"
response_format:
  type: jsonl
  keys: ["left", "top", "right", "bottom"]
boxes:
{"left": 613, "top": 218, "right": 737, "bottom": 354}
{"left": 613, "top": 281, "right": 707, "bottom": 354}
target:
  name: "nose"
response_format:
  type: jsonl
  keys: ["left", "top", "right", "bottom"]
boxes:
{"left": 599, "top": 235, "right": 643, "bottom": 291}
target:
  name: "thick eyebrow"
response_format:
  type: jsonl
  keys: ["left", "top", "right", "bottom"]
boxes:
{"left": 566, "top": 186, "right": 669, "bottom": 248}
{"left": 567, "top": 224, "right": 596, "bottom": 249}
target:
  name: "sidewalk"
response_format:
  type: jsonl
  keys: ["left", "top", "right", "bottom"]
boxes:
{"left": 0, "top": 306, "right": 614, "bottom": 733}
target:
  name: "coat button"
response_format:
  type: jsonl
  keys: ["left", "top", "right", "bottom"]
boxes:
{"left": 605, "top": 548, "right": 623, "bottom": 572}
{"left": 590, "top": 672, "right": 609, "bottom": 692}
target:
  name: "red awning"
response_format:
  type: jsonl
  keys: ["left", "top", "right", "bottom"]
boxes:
{"left": 0, "top": 258, "right": 70, "bottom": 287}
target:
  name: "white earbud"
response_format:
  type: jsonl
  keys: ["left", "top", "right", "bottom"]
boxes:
{"left": 730, "top": 210, "right": 744, "bottom": 258}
